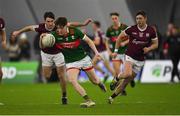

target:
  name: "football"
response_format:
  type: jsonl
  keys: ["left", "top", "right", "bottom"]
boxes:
{"left": 41, "top": 33, "right": 55, "bottom": 48}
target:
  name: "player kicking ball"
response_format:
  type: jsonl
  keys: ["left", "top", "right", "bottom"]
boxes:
{"left": 108, "top": 10, "right": 158, "bottom": 104}
{"left": 48, "top": 17, "right": 107, "bottom": 107}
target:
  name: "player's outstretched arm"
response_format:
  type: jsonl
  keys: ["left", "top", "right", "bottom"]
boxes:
{"left": 69, "top": 18, "right": 92, "bottom": 27}
{"left": 0, "top": 30, "right": 7, "bottom": 49}
{"left": 11, "top": 25, "right": 37, "bottom": 38}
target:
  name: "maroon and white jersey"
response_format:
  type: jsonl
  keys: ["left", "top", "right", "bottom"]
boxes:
{"left": 124, "top": 25, "right": 157, "bottom": 61}
{"left": 0, "top": 18, "right": 5, "bottom": 31}
{"left": 94, "top": 29, "right": 106, "bottom": 52}
{"left": 33, "top": 23, "right": 61, "bottom": 54}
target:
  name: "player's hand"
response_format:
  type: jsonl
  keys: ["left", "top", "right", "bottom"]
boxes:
{"left": 39, "top": 33, "right": 47, "bottom": 49}
{"left": 1, "top": 41, "right": 6, "bottom": 50}
{"left": 11, "top": 31, "right": 20, "bottom": 39}
{"left": 84, "top": 18, "right": 93, "bottom": 26}
{"left": 143, "top": 47, "right": 150, "bottom": 54}
{"left": 40, "top": 33, "right": 47, "bottom": 39}
{"left": 111, "top": 52, "right": 118, "bottom": 59}
{"left": 95, "top": 53, "right": 103, "bottom": 61}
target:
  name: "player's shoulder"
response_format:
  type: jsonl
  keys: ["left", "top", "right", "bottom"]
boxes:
{"left": 125, "top": 25, "right": 137, "bottom": 31}
{"left": 68, "top": 26, "right": 79, "bottom": 35}
{"left": 147, "top": 25, "right": 155, "bottom": 31}
{"left": 146, "top": 25, "right": 156, "bottom": 34}
{"left": 38, "top": 23, "right": 45, "bottom": 27}
{"left": 121, "top": 23, "right": 128, "bottom": 28}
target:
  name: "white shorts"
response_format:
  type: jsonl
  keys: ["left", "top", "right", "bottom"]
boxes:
{"left": 41, "top": 51, "right": 65, "bottom": 67}
{"left": 125, "top": 55, "right": 144, "bottom": 74}
{"left": 99, "top": 51, "right": 109, "bottom": 61}
{"left": 66, "top": 56, "right": 93, "bottom": 71}
{"left": 112, "top": 54, "right": 125, "bottom": 62}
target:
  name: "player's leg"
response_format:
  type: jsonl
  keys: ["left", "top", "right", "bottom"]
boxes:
{"left": 108, "top": 60, "right": 134, "bottom": 104}
{"left": 53, "top": 52, "right": 67, "bottom": 104}
{"left": 42, "top": 66, "right": 52, "bottom": 79}
{"left": 101, "top": 51, "right": 115, "bottom": 83}
{"left": 85, "top": 68, "right": 107, "bottom": 92}
{"left": 115, "top": 70, "right": 136, "bottom": 95}
{"left": 82, "top": 56, "right": 107, "bottom": 92}
{"left": 41, "top": 51, "right": 53, "bottom": 80}
{"left": 92, "top": 55, "right": 108, "bottom": 78}
{"left": 112, "top": 60, "right": 121, "bottom": 78}
{"left": 67, "top": 68, "right": 87, "bottom": 97}
{"left": 56, "top": 65, "right": 67, "bottom": 104}
{"left": 103, "top": 58, "right": 115, "bottom": 83}
{"left": 67, "top": 68, "right": 95, "bottom": 107}
{"left": 110, "top": 57, "right": 123, "bottom": 91}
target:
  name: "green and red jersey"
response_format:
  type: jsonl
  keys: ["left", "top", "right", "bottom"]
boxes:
{"left": 106, "top": 23, "right": 128, "bottom": 54}
{"left": 51, "top": 27, "right": 87, "bottom": 63}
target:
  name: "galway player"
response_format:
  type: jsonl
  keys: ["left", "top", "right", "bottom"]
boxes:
{"left": 108, "top": 10, "right": 158, "bottom": 104}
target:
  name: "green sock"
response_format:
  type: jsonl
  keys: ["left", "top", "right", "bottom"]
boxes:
{"left": 83, "top": 95, "right": 90, "bottom": 101}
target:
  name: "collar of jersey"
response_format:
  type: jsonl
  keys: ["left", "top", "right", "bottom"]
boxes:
{"left": 137, "top": 24, "right": 147, "bottom": 32}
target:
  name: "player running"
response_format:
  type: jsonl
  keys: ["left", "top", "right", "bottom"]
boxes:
{"left": 11, "top": 12, "right": 92, "bottom": 104}
{"left": 108, "top": 10, "right": 158, "bottom": 104}
{"left": 0, "top": 17, "right": 7, "bottom": 83}
{"left": 106, "top": 12, "right": 135, "bottom": 91}
{"left": 51, "top": 17, "right": 107, "bottom": 107}
{"left": 91, "top": 21, "right": 115, "bottom": 83}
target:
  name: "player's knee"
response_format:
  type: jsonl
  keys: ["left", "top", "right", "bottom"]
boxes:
{"left": 43, "top": 72, "right": 51, "bottom": 79}
{"left": 68, "top": 78, "right": 77, "bottom": 84}
{"left": 124, "top": 71, "right": 133, "bottom": 78}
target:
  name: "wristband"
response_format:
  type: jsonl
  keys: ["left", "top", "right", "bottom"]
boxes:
{"left": 114, "top": 49, "right": 118, "bottom": 53}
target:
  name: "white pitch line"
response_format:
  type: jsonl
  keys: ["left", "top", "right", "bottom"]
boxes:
{"left": 0, "top": 102, "right": 4, "bottom": 105}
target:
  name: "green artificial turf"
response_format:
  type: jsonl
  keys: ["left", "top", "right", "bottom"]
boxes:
{"left": 0, "top": 83, "right": 180, "bottom": 115}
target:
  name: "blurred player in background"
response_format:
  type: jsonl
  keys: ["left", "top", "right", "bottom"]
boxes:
{"left": 52, "top": 17, "right": 107, "bottom": 107}
{"left": 106, "top": 12, "right": 135, "bottom": 94}
{"left": 0, "top": 17, "right": 7, "bottom": 83}
{"left": 91, "top": 21, "right": 115, "bottom": 83}
{"left": 108, "top": 10, "right": 158, "bottom": 104}
{"left": 11, "top": 12, "right": 92, "bottom": 104}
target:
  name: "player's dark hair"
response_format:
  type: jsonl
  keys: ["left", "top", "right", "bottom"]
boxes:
{"left": 93, "top": 21, "right": 101, "bottom": 28}
{"left": 136, "top": 10, "right": 147, "bottom": 17}
{"left": 110, "top": 12, "right": 119, "bottom": 17}
{"left": 44, "top": 12, "right": 55, "bottom": 20}
{"left": 55, "top": 17, "right": 68, "bottom": 27}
